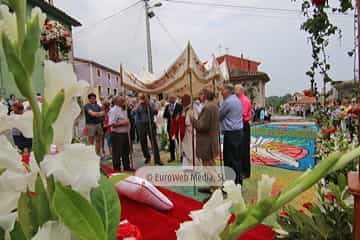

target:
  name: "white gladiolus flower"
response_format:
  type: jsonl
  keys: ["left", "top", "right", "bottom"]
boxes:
{"left": 223, "top": 181, "right": 246, "bottom": 211}
{"left": 44, "top": 61, "right": 89, "bottom": 147}
{"left": 177, "top": 189, "right": 232, "bottom": 240}
{"left": 32, "top": 221, "right": 71, "bottom": 240}
{"left": 0, "top": 212, "right": 17, "bottom": 240}
{"left": 41, "top": 144, "right": 100, "bottom": 198}
{"left": 0, "top": 136, "right": 39, "bottom": 223}
{"left": 0, "top": 104, "right": 33, "bottom": 138}
{"left": 257, "top": 174, "right": 276, "bottom": 202}
{"left": 0, "top": 5, "right": 17, "bottom": 43}
{"left": 31, "top": 7, "right": 46, "bottom": 29}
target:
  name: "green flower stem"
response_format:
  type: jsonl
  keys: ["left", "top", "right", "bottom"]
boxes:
{"left": 224, "top": 149, "right": 360, "bottom": 240}
{"left": 271, "top": 151, "right": 344, "bottom": 211}
{"left": 12, "top": 0, "right": 26, "bottom": 48}
{"left": 329, "top": 147, "right": 360, "bottom": 173}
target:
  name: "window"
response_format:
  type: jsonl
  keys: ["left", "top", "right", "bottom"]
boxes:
{"left": 108, "top": 73, "right": 111, "bottom": 80}
{"left": 116, "top": 76, "right": 119, "bottom": 83}
{"left": 107, "top": 88, "right": 110, "bottom": 96}
{"left": 97, "top": 69, "right": 101, "bottom": 77}
{"left": 98, "top": 86, "right": 101, "bottom": 96}
{"left": 114, "top": 89, "right": 117, "bottom": 95}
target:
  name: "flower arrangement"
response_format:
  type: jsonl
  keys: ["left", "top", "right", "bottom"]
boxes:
{"left": 40, "top": 20, "right": 72, "bottom": 61}
{"left": 0, "top": 1, "right": 120, "bottom": 239}
{"left": 276, "top": 174, "right": 353, "bottom": 239}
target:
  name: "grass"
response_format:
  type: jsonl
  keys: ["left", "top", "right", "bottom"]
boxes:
{"left": 252, "top": 128, "right": 317, "bottom": 139}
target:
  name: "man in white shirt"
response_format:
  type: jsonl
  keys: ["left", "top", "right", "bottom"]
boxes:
{"left": 109, "top": 96, "right": 132, "bottom": 171}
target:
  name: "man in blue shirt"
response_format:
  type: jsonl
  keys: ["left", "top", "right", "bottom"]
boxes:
{"left": 220, "top": 84, "right": 244, "bottom": 184}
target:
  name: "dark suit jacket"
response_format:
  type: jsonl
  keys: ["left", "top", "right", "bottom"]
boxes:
{"left": 163, "top": 102, "right": 183, "bottom": 132}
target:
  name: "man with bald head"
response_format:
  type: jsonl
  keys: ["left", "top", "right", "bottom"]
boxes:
{"left": 235, "top": 84, "right": 252, "bottom": 179}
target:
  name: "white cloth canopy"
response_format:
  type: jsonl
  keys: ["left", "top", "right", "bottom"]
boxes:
{"left": 120, "top": 43, "right": 224, "bottom": 97}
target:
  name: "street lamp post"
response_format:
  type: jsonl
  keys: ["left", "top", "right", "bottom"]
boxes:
{"left": 144, "top": 0, "right": 162, "bottom": 74}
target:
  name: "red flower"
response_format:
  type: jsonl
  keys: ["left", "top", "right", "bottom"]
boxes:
{"left": 64, "top": 33, "right": 71, "bottom": 38}
{"left": 312, "top": 0, "right": 326, "bottom": 7}
{"left": 324, "top": 193, "right": 336, "bottom": 201}
{"left": 117, "top": 221, "right": 142, "bottom": 240}
{"left": 298, "top": 209, "right": 304, "bottom": 213}
{"left": 321, "top": 127, "right": 336, "bottom": 135}
{"left": 302, "top": 202, "right": 312, "bottom": 209}
{"left": 29, "top": 192, "right": 38, "bottom": 196}
{"left": 279, "top": 210, "right": 289, "bottom": 217}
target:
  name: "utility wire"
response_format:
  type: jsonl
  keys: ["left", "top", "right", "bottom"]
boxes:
{"left": 77, "top": 0, "right": 143, "bottom": 34}
{"left": 155, "top": 15, "right": 182, "bottom": 51}
{"left": 165, "top": 0, "right": 353, "bottom": 17}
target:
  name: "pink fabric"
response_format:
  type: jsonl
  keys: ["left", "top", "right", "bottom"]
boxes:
{"left": 238, "top": 94, "right": 252, "bottom": 122}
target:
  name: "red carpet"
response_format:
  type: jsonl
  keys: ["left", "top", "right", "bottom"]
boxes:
{"left": 101, "top": 164, "right": 275, "bottom": 240}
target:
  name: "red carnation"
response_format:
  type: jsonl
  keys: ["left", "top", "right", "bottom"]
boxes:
{"left": 324, "top": 193, "right": 336, "bottom": 201}
{"left": 302, "top": 202, "right": 312, "bottom": 209}
{"left": 279, "top": 210, "right": 289, "bottom": 217}
{"left": 312, "top": 0, "right": 326, "bottom": 7}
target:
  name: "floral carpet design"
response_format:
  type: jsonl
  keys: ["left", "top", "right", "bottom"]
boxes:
{"left": 251, "top": 123, "right": 317, "bottom": 171}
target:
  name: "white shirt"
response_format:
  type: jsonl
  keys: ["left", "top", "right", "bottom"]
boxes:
{"left": 109, "top": 105, "right": 129, "bottom": 133}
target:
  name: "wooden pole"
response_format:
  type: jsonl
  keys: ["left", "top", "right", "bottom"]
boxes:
{"left": 349, "top": 1, "right": 360, "bottom": 239}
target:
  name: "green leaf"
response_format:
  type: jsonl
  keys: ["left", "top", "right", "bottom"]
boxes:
{"left": 31, "top": 175, "right": 53, "bottom": 224}
{"left": 2, "top": 34, "right": 32, "bottom": 99}
{"left": 53, "top": 182, "right": 107, "bottom": 240}
{"left": 21, "top": 15, "right": 41, "bottom": 75}
{"left": 91, "top": 175, "right": 121, "bottom": 240}
{"left": 18, "top": 192, "right": 37, "bottom": 239}
{"left": 44, "top": 89, "right": 65, "bottom": 128}
{"left": 10, "top": 221, "right": 27, "bottom": 240}
{"left": 337, "top": 174, "right": 347, "bottom": 191}
{"left": 0, "top": 226, "right": 4, "bottom": 240}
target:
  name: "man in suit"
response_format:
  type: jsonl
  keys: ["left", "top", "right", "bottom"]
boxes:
{"left": 163, "top": 95, "right": 183, "bottom": 162}
{"left": 192, "top": 88, "right": 219, "bottom": 193}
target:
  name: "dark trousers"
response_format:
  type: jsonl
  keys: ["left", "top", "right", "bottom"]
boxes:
{"left": 13, "top": 135, "right": 32, "bottom": 152}
{"left": 137, "top": 122, "right": 161, "bottom": 164}
{"left": 111, "top": 132, "right": 130, "bottom": 171}
{"left": 168, "top": 133, "right": 176, "bottom": 161}
{"left": 242, "top": 122, "right": 251, "bottom": 178}
{"left": 223, "top": 130, "right": 243, "bottom": 184}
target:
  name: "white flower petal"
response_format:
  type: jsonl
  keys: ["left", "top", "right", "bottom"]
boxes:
{"left": 203, "top": 189, "right": 224, "bottom": 209}
{"left": 0, "top": 212, "right": 17, "bottom": 232}
{"left": 257, "top": 174, "right": 276, "bottom": 202}
{"left": 44, "top": 61, "right": 89, "bottom": 146}
{"left": 41, "top": 144, "right": 100, "bottom": 197}
{"left": 0, "top": 5, "right": 17, "bottom": 43}
{"left": 32, "top": 221, "right": 71, "bottom": 240}
{"left": 0, "top": 192, "right": 20, "bottom": 215}
{"left": 0, "top": 170, "right": 37, "bottom": 192}
{"left": 31, "top": 7, "right": 46, "bottom": 29}
{"left": 176, "top": 221, "right": 206, "bottom": 240}
{"left": 0, "top": 135, "right": 23, "bottom": 172}
{"left": 0, "top": 104, "right": 33, "bottom": 138}
{"left": 223, "top": 181, "right": 246, "bottom": 210}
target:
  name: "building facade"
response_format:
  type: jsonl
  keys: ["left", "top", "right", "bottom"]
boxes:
{"left": 217, "top": 54, "right": 270, "bottom": 107}
{"left": 74, "top": 58, "right": 125, "bottom": 98}
{"left": 0, "top": 0, "right": 81, "bottom": 99}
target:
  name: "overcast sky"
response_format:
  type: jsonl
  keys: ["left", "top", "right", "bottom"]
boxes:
{"left": 53, "top": 0, "right": 355, "bottom": 96}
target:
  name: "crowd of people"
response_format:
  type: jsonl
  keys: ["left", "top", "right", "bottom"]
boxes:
{"left": 2, "top": 83, "right": 254, "bottom": 191}
{"left": 81, "top": 83, "right": 253, "bottom": 192}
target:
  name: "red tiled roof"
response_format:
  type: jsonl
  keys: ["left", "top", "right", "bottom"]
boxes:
{"left": 216, "top": 55, "right": 260, "bottom": 72}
